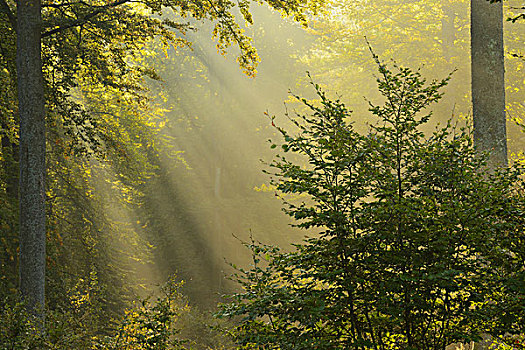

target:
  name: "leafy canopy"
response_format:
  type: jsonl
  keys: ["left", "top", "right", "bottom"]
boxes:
{"left": 0, "top": 0, "right": 325, "bottom": 321}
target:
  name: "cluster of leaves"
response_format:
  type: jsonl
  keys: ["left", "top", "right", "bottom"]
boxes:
{"left": 218, "top": 60, "right": 525, "bottom": 349}
{"left": 0, "top": 300, "right": 93, "bottom": 349}
{"left": 97, "top": 276, "right": 187, "bottom": 350}
{"left": 0, "top": 275, "right": 217, "bottom": 350}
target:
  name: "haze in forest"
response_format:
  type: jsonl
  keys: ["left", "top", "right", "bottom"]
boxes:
{"left": 1, "top": 0, "right": 524, "bottom": 347}
{"left": 119, "top": 1, "right": 524, "bottom": 308}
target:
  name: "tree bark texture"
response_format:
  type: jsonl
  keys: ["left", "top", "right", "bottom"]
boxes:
{"left": 17, "top": 0, "right": 46, "bottom": 316}
{"left": 471, "top": 0, "right": 507, "bottom": 168}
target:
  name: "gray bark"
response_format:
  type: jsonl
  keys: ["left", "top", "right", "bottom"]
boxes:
{"left": 17, "top": 0, "right": 46, "bottom": 317}
{"left": 471, "top": 0, "right": 507, "bottom": 168}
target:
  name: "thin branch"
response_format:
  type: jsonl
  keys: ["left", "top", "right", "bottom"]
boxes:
{"left": 41, "top": 0, "right": 131, "bottom": 38}
{"left": 42, "top": 1, "right": 84, "bottom": 8}
{"left": 0, "top": 0, "right": 16, "bottom": 31}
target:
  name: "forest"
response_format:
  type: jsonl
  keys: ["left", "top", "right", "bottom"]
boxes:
{"left": 0, "top": 0, "right": 524, "bottom": 349}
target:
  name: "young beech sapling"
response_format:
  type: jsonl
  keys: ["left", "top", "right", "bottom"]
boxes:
{"left": 217, "top": 59, "right": 525, "bottom": 350}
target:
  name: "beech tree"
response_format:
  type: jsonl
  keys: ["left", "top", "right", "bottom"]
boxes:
{"left": 219, "top": 61, "right": 525, "bottom": 349}
{"left": 0, "top": 0, "right": 324, "bottom": 320}
{"left": 16, "top": 0, "right": 46, "bottom": 317}
{"left": 471, "top": 0, "right": 507, "bottom": 168}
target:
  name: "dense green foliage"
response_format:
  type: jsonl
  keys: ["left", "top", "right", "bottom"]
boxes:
{"left": 0, "top": 0, "right": 524, "bottom": 347}
{"left": 218, "top": 60, "right": 525, "bottom": 349}
{"left": 0, "top": 275, "right": 232, "bottom": 349}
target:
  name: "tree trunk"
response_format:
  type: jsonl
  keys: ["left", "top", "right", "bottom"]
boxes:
{"left": 17, "top": 0, "right": 46, "bottom": 318}
{"left": 471, "top": 0, "right": 507, "bottom": 168}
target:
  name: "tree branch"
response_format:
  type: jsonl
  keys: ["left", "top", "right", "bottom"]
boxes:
{"left": 41, "top": 0, "right": 131, "bottom": 38}
{"left": 42, "top": 1, "right": 93, "bottom": 8}
{"left": 0, "top": 0, "right": 16, "bottom": 31}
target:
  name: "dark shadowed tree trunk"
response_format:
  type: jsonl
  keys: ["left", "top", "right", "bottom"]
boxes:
{"left": 471, "top": 0, "right": 507, "bottom": 168}
{"left": 17, "top": 0, "right": 46, "bottom": 318}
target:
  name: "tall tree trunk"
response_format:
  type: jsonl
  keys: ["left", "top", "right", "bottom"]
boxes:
{"left": 471, "top": 0, "right": 507, "bottom": 168}
{"left": 17, "top": 0, "right": 46, "bottom": 318}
